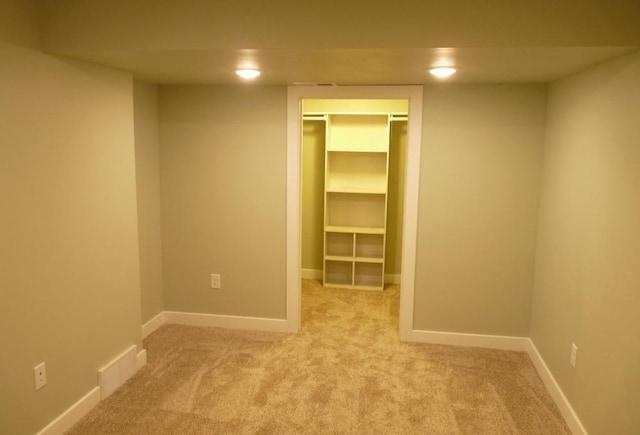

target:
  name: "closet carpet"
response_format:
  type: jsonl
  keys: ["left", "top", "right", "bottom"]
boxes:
{"left": 68, "top": 280, "right": 570, "bottom": 434}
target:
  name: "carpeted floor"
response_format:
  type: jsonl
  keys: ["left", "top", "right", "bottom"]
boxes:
{"left": 68, "top": 280, "right": 570, "bottom": 434}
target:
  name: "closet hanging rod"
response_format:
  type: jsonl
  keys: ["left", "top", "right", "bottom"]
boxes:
{"left": 390, "top": 114, "right": 408, "bottom": 122}
{"left": 302, "top": 113, "right": 328, "bottom": 121}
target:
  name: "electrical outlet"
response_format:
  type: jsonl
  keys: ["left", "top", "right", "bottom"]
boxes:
{"left": 34, "top": 362, "right": 47, "bottom": 391}
{"left": 570, "top": 343, "right": 578, "bottom": 368}
{"left": 210, "top": 274, "right": 221, "bottom": 289}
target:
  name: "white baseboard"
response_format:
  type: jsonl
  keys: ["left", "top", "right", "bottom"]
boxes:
{"left": 526, "top": 339, "right": 587, "bottom": 435}
{"left": 404, "top": 331, "right": 585, "bottom": 433}
{"left": 164, "top": 311, "right": 295, "bottom": 333}
{"left": 385, "top": 273, "right": 401, "bottom": 285}
{"left": 141, "top": 311, "right": 166, "bottom": 339}
{"left": 405, "top": 329, "right": 530, "bottom": 351}
{"left": 301, "top": 268, "right": 322, "bottom": 280}
{"left": 38, "top": 344, "right": 146, "bottom": 434}
{"left": 36, "top": 387, "right": 101, "bottom": 435}
{"left": 136, "top": 349, "right": 147, "bottom": 371}
{"left": 36, "top": 307, "right": 298, "bottom": 434}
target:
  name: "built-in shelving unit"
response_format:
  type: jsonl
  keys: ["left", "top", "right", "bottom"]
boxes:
{"left": 321, "top": 113, "right": 392, "bottom": 290}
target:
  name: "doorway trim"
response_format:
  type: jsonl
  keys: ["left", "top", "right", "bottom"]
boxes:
{"left": 285, "top": 85, "right": 423, "bottom": 340}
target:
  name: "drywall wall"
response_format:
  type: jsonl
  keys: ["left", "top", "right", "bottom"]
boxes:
{"left": 159, "top": 86, "right": 287, "bottom": 318}
{"left": 41, "top": 1, "right": 640, "bottom": 54}
{"left": 414, "top": 85, "right": 547, "bottom": 336}
{"left": 303, "top": 99, "right": 408, "bottom": 114}
{"left": 386, "top": 120, "right": 407, "bottom": 276}
{"left": 301, "top": 120, "right": 325, "bottom": 273}
{"left": 0, "top": 41, "right": 141, "bottom": 434}
{"left": 530, "top": 51, "right": 640, "bottom": 434}
{"left": 134, "top": 81, "right": 164, "bottom": 323}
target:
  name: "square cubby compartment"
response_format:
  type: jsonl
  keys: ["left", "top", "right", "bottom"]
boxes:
{"left": 324, "top": 260, "right": 353, "bottom": 286}
{"left": 354, "top": 262, "right": 383, "bottom": 288}
{"left": 325, "top": 232, "right": 353, "bottom": 258}
{"left": 355, "top": 233, "right": 384, "bottom": 259}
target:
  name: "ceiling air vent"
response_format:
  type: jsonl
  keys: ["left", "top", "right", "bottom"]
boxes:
{"left": 292, "top": 82, "right": 338, "bottom": 87}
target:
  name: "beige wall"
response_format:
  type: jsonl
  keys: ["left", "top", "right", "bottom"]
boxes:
{"left": 303, "top": 99, "right": 408, "bottom": 114}
{"left": 301, "top": 120, "right": 325, "bottom": 272}
{"left": 285, "top": 88, "right": 547, "bottom": 333}
{"left": 159, "top": 86, "right": 287, "bottom": 318}
{"left": 414, "top": 85, "right": 547, "bottom": 336}
{"left": 385, "top": 121, "right": 407, "bottom": 275}
{"left": 531, "top": 52, "right": 640, "bottom": 435}
{"left": 134, "top": 81, "right": 164, "bottom": 323}
{"left": 42, "top": 1, "right": 640, "bottom": 54}
{"left": 0, "top": 41, "right": 141, "bottom": 434}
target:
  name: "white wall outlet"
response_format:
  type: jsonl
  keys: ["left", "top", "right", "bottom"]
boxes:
{"left": 210, "top": 273, "right": 221, "bottom": 289}
{"left": 570, "top": 343, "right": 578, "bottom": 368}
{"left": 34, "top": 362, "right": 47, "bottom": 391}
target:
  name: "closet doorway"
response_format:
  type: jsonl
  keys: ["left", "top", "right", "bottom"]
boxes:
{"left": 286, "top": 86, "right": 423, "bottom": 340}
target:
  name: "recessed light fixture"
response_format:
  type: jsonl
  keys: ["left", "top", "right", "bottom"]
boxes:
{"left": 236, "top": 69, "right": 261, "bottom": 80}
{"left": 429, "top": 67, "right": 457, "bottom": 79}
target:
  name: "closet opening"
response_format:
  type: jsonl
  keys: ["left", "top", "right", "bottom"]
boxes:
{"left": 286, "top": 86, "right": 423, "bottom": 339}
{"left": 301, "top": 99, "right": 408, "bottom": 293}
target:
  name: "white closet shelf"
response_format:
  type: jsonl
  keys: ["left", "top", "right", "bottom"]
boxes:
{"left": 326, "top": 187, "right": 387, "bottom": 194}
{"left": 354, "top": 257, "right": 384, "bottom": 264}
{"left": 325, "top": 225, "right": 385, "bottom": 234}
{"left": 326, "top": 145, "right": 388, "bottom": 152}
{"left": 325, "top": 255, "right": 353, "bottom": 262}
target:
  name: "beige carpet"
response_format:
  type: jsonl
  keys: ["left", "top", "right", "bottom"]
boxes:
{"left": 68, "top": 280, "right": 570, "bottom": 434}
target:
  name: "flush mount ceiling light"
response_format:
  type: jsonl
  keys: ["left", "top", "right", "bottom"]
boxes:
{"left": 236, "top": 69, "right": 261, "bottom": 80}
{"left": 429, "top": 67, "right": 457, "bottom": 79}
